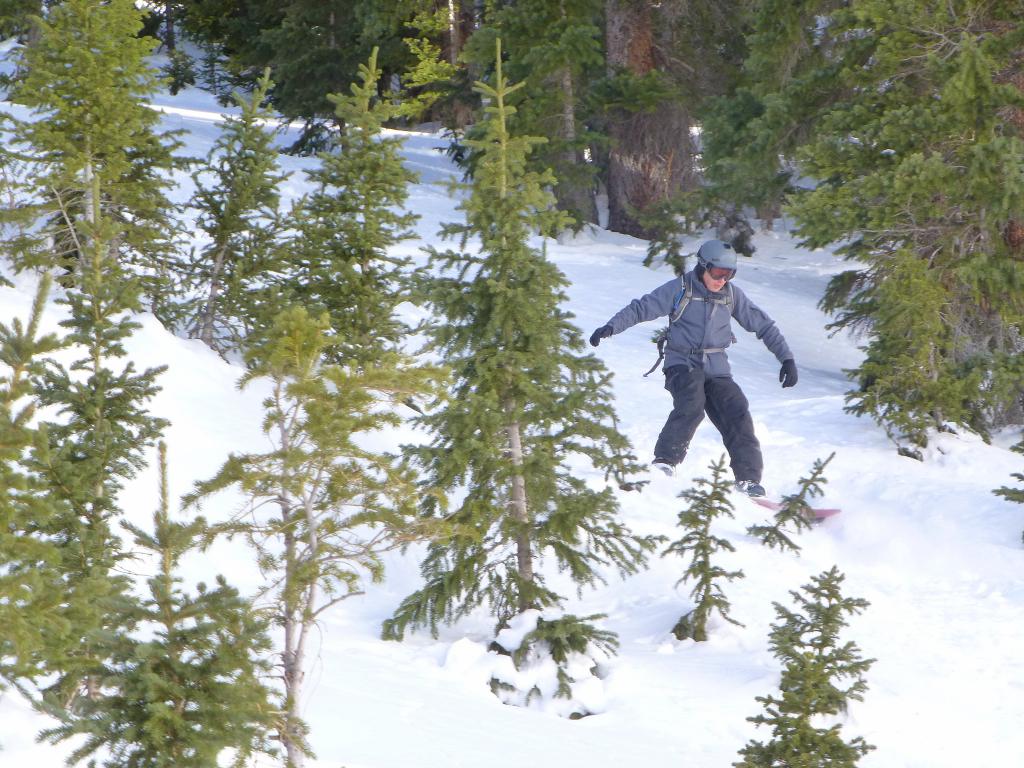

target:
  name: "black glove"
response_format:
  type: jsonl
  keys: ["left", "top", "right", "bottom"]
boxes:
{"left": 779, "top": 359, "right": 798, "bottom": 388}
{"left": 589, "top": 325, "right": 613, "bottom": 347}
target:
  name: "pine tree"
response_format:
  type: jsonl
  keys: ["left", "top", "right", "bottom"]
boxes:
{"left": 489, "top": 611, "right": 618, "bottom": 717}
{"left": 748, "top": 454, "right": 834, "bottom": 553}
{"left": 186, "top": 68, "right": 287, "bottom": 354}
{"left": 0, "top": 0, "right": 36, "bottom": 42}
{"left": 735, "top": 566, "right": 875, "bottom": 768}
{"left": 841, "top": 252, "right": 984, "bottom": 457}
{"left": 187, "top": 306, "right": 439, "bottom": 768}
{"left": 394, "top": 4, "right": 461, "bottom": 126}
{"left": 39, "top": 443, "right": 277, "bottom": 768}
{"left": 29, "top": 189, "right": 168, "bottom": 711}
{"left": 383, "top": 43, "right": 655, "bottom": 708}
{"left": 662, "top": 455, "right": 744, "bottom": 642}
{"left": 181, "top": 0, "right": 408, "bottom": 151}
{"left": 465, "top": 0, "right": 605, "bottom": 225}
{"left": 401, "top": 0, "right": 479, "bottom": 130}
{"left": 700, "top": 0, "right": 843, "bottom": 228}
{"left": 774, "top": 3, "right": 1024, "bottom": 449}
{"left": 0, "top": 0, "right": 186, "bottom": 318}
{"left": 282, "top": 47, "right": 419, "bottom": 368}
{"left": 0, "top": 276, "right": 69, "bottom": 699}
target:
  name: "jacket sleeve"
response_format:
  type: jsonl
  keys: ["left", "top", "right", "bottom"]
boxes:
{"left": 604, "top": 278, "right": 681, "bottom": 335}
{"left": 731, "top": 286, "right": 793, "bottom": 362}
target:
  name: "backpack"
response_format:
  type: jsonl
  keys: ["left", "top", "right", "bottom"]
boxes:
{"left": 643, "top": 276, "right": 734, "bottom": 377}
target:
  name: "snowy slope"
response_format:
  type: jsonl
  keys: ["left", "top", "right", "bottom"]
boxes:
{"left": 2, "top": 75, "right": 1024, "bottom": 768}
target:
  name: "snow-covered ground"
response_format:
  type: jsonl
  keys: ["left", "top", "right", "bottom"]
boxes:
{"left": 2, "top": 59, "right": 1024, "bottom": 768}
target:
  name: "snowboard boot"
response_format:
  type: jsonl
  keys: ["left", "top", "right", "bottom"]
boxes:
{"left": 652, "top": 458, "right": 676, "bottom": 477}
{"left": 735, "top": 479, "right": 766, "bottom": 498}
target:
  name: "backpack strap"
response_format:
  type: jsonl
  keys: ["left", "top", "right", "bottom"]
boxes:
{"left": 669, "top": 275, "right": 692, "bottom": 322}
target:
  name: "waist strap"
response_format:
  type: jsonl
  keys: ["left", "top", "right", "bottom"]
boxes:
{"left": 643, "top": 343, "right": 728, "bottom": 377}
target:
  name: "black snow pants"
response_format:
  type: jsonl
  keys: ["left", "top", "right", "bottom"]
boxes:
{"left": 653, "top": 364, "right": 763, "bottom": 483}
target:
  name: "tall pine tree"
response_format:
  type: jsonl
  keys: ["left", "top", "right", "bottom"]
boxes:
{"left": 756, "top": 2, "right": 1024, "bottom": 453}
{"left": 28, "top": 161, "right": 168, "bottom": 713}
{"left": 464, "top": 0, "right": 605, "bottom": 225}
{"left": 700, "top": 0, "right": 844, "bottom": 227}
{"left": 282, "top": 47, "right": 419, "bottom": 368}
{"left": 0, "top": 277, "right": 69, "bottom": 702}
{"left": 187, "top": 306, "right": 439, "bottom": 768}
{"left": 383, "top": 42, "right": 655, "bottom": 707}
{"left": 0, "top": 0, "right": 186, "bottom": 318}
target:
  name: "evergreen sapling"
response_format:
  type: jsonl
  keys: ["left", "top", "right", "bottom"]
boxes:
{"left": 488, "top": 611, "right": 618, "bottom": 718}
{"left": 0, "top": 0, "right": 187, "bottom": 317}
{"left": 735, "top": 566, "right": 875, "bottom": 768}
{"left": 747, "top": 453, "right": 835, "bottom": 554}
{"left": 662, "top": 455, "right": 745, "bottom": 641}
{"left": 994, "top": 437, "right": 1024, "bottom": 545}
{"left": 385, "top": 41, "right": 655, "bottom": 714}
{"left": 0, "top": 276, "right": 69, "bottom": 701}
{"left": 39, "top": 444, "right": 277, "bottom": 768}
{"left": 282, "top": 47, "right": 419, "bottom": 369}
{"left": 187, "top": 306, "right": 440, "bottom": 768}
{"left": 30, "top": 173, "right": 167, "bottom": 713}
{"left": 187, "top": 68, "right": 287, "bottom": 354}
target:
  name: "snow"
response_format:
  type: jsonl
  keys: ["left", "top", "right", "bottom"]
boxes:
{"left": 3, "top": 64, "right": 1024, "bottom": 768}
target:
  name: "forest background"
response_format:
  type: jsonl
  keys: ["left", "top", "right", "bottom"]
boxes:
{"left": 0, "top": 1, "right": 1023, "bottom": 767}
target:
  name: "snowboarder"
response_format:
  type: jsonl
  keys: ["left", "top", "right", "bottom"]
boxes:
{"left": 589, "top": 239, "right": 797, "bottom": 497}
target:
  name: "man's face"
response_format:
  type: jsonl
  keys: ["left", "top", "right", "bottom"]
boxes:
{"left": 701, "top": 267, "right": 731, "bottom": 293}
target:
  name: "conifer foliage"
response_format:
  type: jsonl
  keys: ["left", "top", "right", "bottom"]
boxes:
{"left": 663, "top": 455, "right": 744, "bottom": 641}
{"left": 0, "top": 0, "right": 185, "bottom": 313}
{"left": 994, "top": 438, "right": 1024, "bottom": 545}
{"left": 188, "top": 306, "right": 439, "bottom": 767}
{"left": 186, "top": 68, "right": 287, "bottom": 354}
{"left": 488, "top": 610, "right": 618, "bottom": 717}
{"left": 31, "top": 187, "right": 169, "bottom": 714}
{"left": 735, "top": 566, "right": 875, "bottom": 768}
{"left": 40, "top": 444, "right": 276, "bottom": 768}
{"left": 783, "top": 4, "right": 1024, "bottom": 452}
{"left": 747, "top": 453, "right": 834, "bottom": 554}
{"left": 0, "top": 277, "right": 67, "bottom": 696}
{"left": 467, "top": 0, "right": 605, "bottom": 225}
{"left": 283, "top": 47, "right": 419, "bottom": 367}
{"left": 384, "top": 42, "right": 654, "bottom": 710}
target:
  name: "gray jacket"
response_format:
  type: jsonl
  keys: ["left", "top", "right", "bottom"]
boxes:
{"left": 603, "top": 270, "right": 793, "bottom": 377}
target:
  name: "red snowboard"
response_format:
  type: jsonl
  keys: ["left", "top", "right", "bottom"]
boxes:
{"left": 750, "top": 497, "right": 841, "bottom": 521}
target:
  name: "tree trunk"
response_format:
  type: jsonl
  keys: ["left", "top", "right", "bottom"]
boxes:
{"left": 443, "top": 0, "right": 476, "bottom": 129}
{"left": 445, "top": 0, "right": 461, "bottom": 67}
{"left": 278, "top": 403, "right": 312, "bottom": 768}
{"left": 504, "top": 415, "right": 534, "bottom": 613}
{"left": 164, "top": 1, "right": 176, "bottom": 51}
{"left": 280, "top": 516, "right": 306, "bottom": 768}
{"left": 555, "top": 65, "right": 598, "bottom": 225}
{"left": 999, "top": 50, "right": 1024, "bottom": 255}
{"left": 197, "top": 242, "right": 228, "bottom": 347}
{"left": 604, "top": 0, "right": 697, "bottom": 239}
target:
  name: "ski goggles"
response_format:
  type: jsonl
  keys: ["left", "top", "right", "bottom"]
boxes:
{"left": 706, "top": 266, "right": 736, "bottom": 281}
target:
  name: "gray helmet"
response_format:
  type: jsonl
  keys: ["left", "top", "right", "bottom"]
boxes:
{"left": 697, "top": 239, "right": 738, "bottom": 271}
